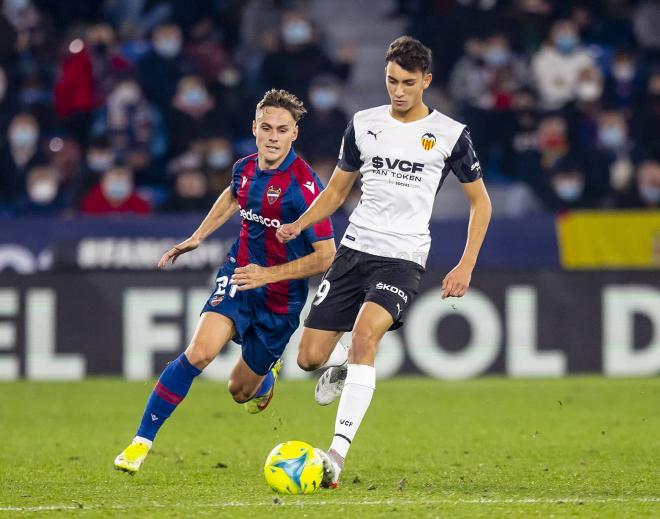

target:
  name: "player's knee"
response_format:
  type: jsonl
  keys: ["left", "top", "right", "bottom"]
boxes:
{"left": 227, "top": 379, "right": 252, "bottom": 403}
{"left": 296, "top": 349, "right": 323, "bottom": 371}
{"left": 184, "top": 342, "right": 215, "bottom": 370}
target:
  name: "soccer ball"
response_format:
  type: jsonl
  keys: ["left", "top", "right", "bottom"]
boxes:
{"left": 263, "top": 440, "right": 323, "bottom": 495}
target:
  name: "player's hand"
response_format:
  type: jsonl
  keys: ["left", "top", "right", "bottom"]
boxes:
{"left": 158, "top": 237, "right": 201, "bottom": 268}
{"left": 441, "top": 263, "right": 472, "bottom": 299}
{"left": 276, "top": 222, "right": 302, "bottom": 243}
{"left": 231, "top": 264, "right": 271, "bottom": 291}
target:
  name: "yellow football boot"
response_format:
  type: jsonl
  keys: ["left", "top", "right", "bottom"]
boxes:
{"left": 114, "top": 441, "right": 150, "bottom": 473}
{"left": 244, "top": 359, "right": 283, "bottom": 414}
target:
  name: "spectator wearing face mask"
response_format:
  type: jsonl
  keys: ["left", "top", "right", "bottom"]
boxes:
{"left": 90, "top": 79, "right": 167, "bottom": 184}
{"left": 161, "top": 168, "right": 215, "bottom": 213}
{"left": 532, "top": 19, "right": 597, "bottom": 110}
{"left": 204, "top": 136, "right": 234, "bottom": 193}
{"left": 80, "top": 164, "right": 151, "bottom": 215}
{"left": 259, "top": 11, "right": 354, "bottom": 102}
{"left": 603, "top": 49, "right": 646, "bottom": 111}
{"left": 592, "top": 110, "right": 634, "bottom": 197}
{"left": 540, "top": 156, "right": 599, "bottom": 211}
{"left": 165, "top": 75, "right": 224, "bottom": 156}
{"left": 297, "top": 78, "right": 348, "bottom": 163}
{"left": 0, "top": 113, "right": 45, "bottom": 202}
{"left": 75, "top": 135, "right": 115, "bottom": 202}
{"left": 85, "top": 135, "right": 115, "bottom": 175}
{"left": 565, "top": 66, "right": 604, "bottom": 150}
{"left": 138, "top": 24, "right": 187, "bottom": 110}
{"left": 616, "top": 159, "right": 660, "bottom": 209}
{"left": 14, "top": 164, "right": 70, "bottom": 215}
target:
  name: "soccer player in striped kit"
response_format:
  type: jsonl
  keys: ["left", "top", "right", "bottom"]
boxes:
{"left": 114, "top": 90, "right": 335, "bottom": 473}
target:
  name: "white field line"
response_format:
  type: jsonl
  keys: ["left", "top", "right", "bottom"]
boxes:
{"left": 1, "top": 497, "right": 660, "bottom": 512}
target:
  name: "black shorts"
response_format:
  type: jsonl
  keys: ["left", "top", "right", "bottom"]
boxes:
{"left": 304, "top": 245, "right": 425, "bottom": 332}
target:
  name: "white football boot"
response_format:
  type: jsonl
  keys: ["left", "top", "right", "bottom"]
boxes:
{"left": 314, "top": 448, "right": 341, "bottom": 489}
{"left": 314, "top": 365, "right": 348, "bottom": 405}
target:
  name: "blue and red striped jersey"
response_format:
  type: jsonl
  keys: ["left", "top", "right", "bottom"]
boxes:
{"left": 228, "top": 148, "right": 334, "bottom": 314}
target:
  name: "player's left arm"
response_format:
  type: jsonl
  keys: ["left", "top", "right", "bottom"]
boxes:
{"left": 442, "top": 179, "right": 491, "bottom": 298}
{"left": 441, "top": 128, "right": 492, "bottom": 299}
{"left": 231, "top": 238, "right": 336, "bottom": 291}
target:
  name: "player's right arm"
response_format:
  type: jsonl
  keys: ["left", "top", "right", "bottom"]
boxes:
{"left": 277, "top": 117, "right": 362, "bottom": 243}
{"left": 158, "top": 186, "right": 239, "bottom": 268}
{"left": 276, "top": 166, "right": 357, "bottom": 243}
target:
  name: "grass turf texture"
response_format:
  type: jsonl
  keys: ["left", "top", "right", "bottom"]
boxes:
{"left": 1, "top": 377, "right": 659, "bottom": 518}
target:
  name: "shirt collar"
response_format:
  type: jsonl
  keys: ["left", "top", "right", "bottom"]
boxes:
{"left": 255, "top": 147, "right": 297, "bottom": 174}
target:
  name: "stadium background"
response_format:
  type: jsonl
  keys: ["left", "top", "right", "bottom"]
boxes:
{"left": 0, "top": 0, "right": 658, "bottom": 380}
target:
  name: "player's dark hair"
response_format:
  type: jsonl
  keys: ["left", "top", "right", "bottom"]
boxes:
{"left": 256, "top": 89, "right": 307, "bottom": 123}
{"left": 385, "top": 36, "right": 432, "bottom": 74}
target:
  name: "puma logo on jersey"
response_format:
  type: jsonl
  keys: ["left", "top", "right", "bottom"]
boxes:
{"left": 303, "top": 180, "right": 315, "bottom": 194}
{"left": 471, "top": 161, "right": 481, "bottom": 172}
{"left": 367, "top": 130, "right": 382, "bottom": 140}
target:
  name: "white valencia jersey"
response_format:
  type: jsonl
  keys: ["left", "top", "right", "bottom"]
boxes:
{"left": 337, "top": 105, "right": 482, "bottom": 267}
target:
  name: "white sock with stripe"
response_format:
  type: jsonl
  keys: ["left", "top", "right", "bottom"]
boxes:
{"left": 329, "top": 364, "right": 376, "bottom": 464}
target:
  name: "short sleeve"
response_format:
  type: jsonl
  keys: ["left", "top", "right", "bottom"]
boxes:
{"left": 293, "top": 168, "right": 334, "bottom": 244}
{"left": 337, "top": 117, "right": 363, "bottom": 172}
{"left": 230, "top": 159, "right": 246, "bottom": 198}
{"left": 442, "top": 127, "right": 483, "bottom": 183}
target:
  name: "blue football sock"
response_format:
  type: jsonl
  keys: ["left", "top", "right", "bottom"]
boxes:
{"left": 253, "top": 370, "right": 274, "bottom": 398}
{"left": 136, "top": 353, "right": 201, "bottom": 441}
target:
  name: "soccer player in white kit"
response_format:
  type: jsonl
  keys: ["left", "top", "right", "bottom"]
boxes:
{"left": 277, "top": 36, "right": 492, "bottom": 487}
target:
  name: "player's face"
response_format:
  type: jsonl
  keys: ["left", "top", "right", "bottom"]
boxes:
{"left": 385, "top": 62, "right": 432, "bottom": 114}
{"left": 252, "top": 107, "right": 299, "bottom": 168}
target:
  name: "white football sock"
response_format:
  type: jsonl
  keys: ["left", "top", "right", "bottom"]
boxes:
{"left": 320, "top": 339, "right": 349, "bottom": 369}
{"left": 329, "top": 364, "right": 375, "bottom": 461}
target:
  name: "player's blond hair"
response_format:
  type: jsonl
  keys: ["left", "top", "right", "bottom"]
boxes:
{"left": 256, "top": 89, "right": 307, "bottom": 123}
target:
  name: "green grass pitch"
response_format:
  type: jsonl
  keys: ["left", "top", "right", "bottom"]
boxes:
{"left": 1, "top": 377, "right": 659, "bottom": 518}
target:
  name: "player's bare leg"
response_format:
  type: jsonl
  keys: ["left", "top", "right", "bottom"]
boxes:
{"left": 114, "top": 313, "right": 234, "bottom": 473}
{"left": 297, "top": 328, "right": 350, "bottom": 405}
{"left": 185, "top": 313, "right": 236, "bottom": 369}
{"left": 229, "top": 355, "right": 283, "bottom": 414}
{"left": 297, "top": 328, "right": 344, "bottom": 370}
{"left": 318, "top": 302, "right": 392, "bottom": 488}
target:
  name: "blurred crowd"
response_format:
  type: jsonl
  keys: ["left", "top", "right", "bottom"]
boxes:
{"left": 0, "top": 0, "right": 658, "bottom": 217}
{"left": 410, "top": 0, "right": 660, "bottom": 211}
{"left": 0, "top": 0, "right": 354, "bottom": 216}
